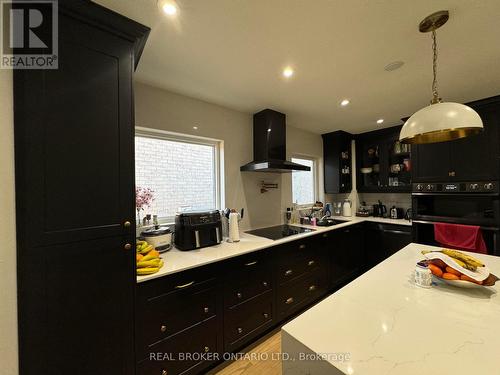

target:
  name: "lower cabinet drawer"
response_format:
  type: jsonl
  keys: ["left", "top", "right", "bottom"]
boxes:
{"left": 137, "top": 282, "right": 218, "bottom": 360}
{"left": 276, "top": 249, "right": 327, "bottom": 285}
{"left": 276, "top": 271, "right": 328, "bottom": 318}
{"left": 224, "top": 291, "right": 274, "bottom": 352}
{"left": 137, "top": 317, "right": 220, "bottom": 375}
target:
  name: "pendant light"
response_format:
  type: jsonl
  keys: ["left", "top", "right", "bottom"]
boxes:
{"left": 399, "top": 10, "right": 483, "bottom": 144}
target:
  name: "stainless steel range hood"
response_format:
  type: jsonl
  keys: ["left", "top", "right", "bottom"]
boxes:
{"left": 240, "top": 109, "right": 311, "bottom": 173}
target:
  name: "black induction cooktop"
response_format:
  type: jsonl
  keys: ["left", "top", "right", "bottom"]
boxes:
{"left": 246, "top": 225, "right": 315, "bottom": 240}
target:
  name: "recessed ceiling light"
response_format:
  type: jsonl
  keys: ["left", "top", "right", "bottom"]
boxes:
{"left": 384, "top": 61, "right": 404, "bottom": 71}
{"left": 340, "top": 99, "right": 350, "bottom": 107}
{"left": 377, "top": 119, "right": 384, "bottom": 124}
{"left": 159, "top": 1, "right": 177, "bottom": 16}
{"left": 282, "top": 67, "right": 294, "bottom": 78}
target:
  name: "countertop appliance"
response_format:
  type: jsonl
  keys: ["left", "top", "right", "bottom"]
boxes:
{"left": 174, "top": 210, "right": 222, "bottom": 251}
{"left": 141, "top": 226, "right": 172, "bottom": 253}
{"left": 240, "top": 109, "right": 310, "bottom": 173}
{"left": 412, "top": 180, "right": 500, "bottom": 255}
{"left": 390, "top": 206, "right": 405, "bottom": 219}
{"left": 246, "top": 225, "right": 314, "bottom": 240}
{"left": 373, "top": 200, "right": 387, "bottom": 217}
{"left": 342, "top": 198, "right": 352, "bottom": 217}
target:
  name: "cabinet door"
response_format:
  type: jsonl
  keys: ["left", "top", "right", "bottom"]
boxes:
{"left": 411, "top": 142, "right": 452, "bottom": 182}
{"left": 450, "top": 104, "right": 500, "bottom": 181}
{"left": 330, "top": 226, "right": 364, "bottom": 288}
{"left": 380, "top": 226, "right": 412, "bottom": 258}
{"left": 364, "top": 223, "right": 412, "bottom": 270}
{"left": 18, "top": 236, "right": 136, "bottom": 375}
{"left": 14, "top": 11, "right": 135, "bottom": 247}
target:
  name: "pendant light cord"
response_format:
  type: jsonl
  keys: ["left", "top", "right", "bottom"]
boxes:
{"left": 431, "top": 30, "right": 440, "bottom": 104}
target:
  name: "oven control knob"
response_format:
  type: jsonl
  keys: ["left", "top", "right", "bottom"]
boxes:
{"left": 470, "top": 183, "right": 479, "bottom": 190}
{"left": 484, "top": 182, "right": 494, "bottom": 190}
{"left": 416, "top": 184, "right": 424, "bottom": 191}
{"left": 426, "top": 184, "right": 434, "bottom": 191}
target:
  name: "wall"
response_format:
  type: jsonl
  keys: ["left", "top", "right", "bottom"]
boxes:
{"left": 0, "top": 70, "right": 19, "bottom": 374}
{"left": 134, "top": 82, "right": 324, "bottom": 230}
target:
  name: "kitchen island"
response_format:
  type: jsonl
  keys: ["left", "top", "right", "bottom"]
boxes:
{"left": 281, "top": 243, "right": 500, "bottom": 375}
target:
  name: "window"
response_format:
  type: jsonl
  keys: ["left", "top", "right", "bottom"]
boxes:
{"left": 135, "top": 129, "right": 222, "bottom": 221}
{"left": 291, "top": 157, "right": 316, "bottom": 205}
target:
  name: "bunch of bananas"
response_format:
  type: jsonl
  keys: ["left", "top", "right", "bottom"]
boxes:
{"left": 136, "top": 240, "right": 164, "bottom": 275}
{"left": 422, "top": 248, "right": 485, "bottom": 271}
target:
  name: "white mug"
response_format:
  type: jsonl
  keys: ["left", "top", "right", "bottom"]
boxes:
{"left": 415, "top": 261, "right": 432, "bottom": 288}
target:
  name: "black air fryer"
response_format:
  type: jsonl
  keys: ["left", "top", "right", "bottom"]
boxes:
{"left": 174, "top": 210, "right": 222, "bottom": 251}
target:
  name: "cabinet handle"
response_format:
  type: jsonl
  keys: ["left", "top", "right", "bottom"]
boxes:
{"left": 244, "top": 261, "right": 258, "bottom": 266}
{"left": 175, "top": 281, "right": 194, "bottom": 289}
{"left": 237, "top": 292, "right": 242, "bottom": 299}
{"left": 449, "top": 171, "right": 456, "bottom": 177}
{"left": 162, "top": 370, "right": 167, "bottom": 375}
{"left": 262, "top": 281, "right": 268, "bottom": 287}
{"left": 299, "top": 244, "right": 306, "bottom": 249}
{"left": 203, "top": 307, "right": 209, "bottom": 313}
{"left": 285, "top": 269, "right": 293, "bottom": 276}
{"left": 160, "top": 325, "right": 167, "bottom": 333}
{"left": 204, "top": 346, "right": 210, "bottom": 353}
{"left": 123, "top": 221, "right": 131, "bottom": 228}
{"left": 308, "top": 260, "right": 315, "bottom": 266}
{"left": 237, "top": 327, "right": 243, "bottom": 334}
{"left": 285, "top": 297, "right": 294, "bottom": 305}
{"left": 124, "top": 243, "right": 132, "bottom": 250}
{"left": 308, "top": 285, "right": 316, "bottom": 292}
{"left": 263, "top": 313, "right": 269, "bottom": 319}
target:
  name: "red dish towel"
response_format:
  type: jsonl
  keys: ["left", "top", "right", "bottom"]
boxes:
{"left": 434, "top": 223, "right": 487, "bottom": 254}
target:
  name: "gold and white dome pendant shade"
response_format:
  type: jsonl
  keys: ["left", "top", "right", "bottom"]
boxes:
{"left": 400, "top": 10, "right": 483, "bottom": 144}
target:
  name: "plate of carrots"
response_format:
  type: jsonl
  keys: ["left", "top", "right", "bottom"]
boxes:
{"left": 422, "top": 249, "right": 499, "bottom": 288}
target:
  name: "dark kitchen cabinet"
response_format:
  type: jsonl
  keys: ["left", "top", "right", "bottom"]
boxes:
{"left": 322, "top": 131, "right": 353, "bottom": 193}
{"left": 329, "top": 225, "right": 364, "bottom": 288}
{"left": 356, "top": 125, "right": 412, "bottom": 193}
{"left": 14, "top": 3, "right": 149, "bottom": 375}
{"left": 412, "top": 96, "right": 500, "bottom": 183}
{"left": 364, "top": 223, "right": 412, "bottom": 270}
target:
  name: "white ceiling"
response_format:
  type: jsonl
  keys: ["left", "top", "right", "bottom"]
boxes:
{"left": 96, "top": 0, "right": 500, "bottom": 134}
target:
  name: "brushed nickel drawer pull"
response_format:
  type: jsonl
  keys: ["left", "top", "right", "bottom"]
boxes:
{"left": 263, "top": 313, "right": 269, "bottom": 319}
{"left": 285, "top": 269, "right": 293, "bottom": 276}
{"left": 204, "top": 346, "right": 210, "bottom": 353}
{"left": 299, "top": 244, "right": 306, "bottom": 249}
{"left": 160, "top": 325, "right": 167, "bottom": 333}
{"left": 123, "top": 221, "right": 131, "bottom": 228}
{"left": 308, "top": 260, "right": 315, "bottom": 266}
{"left": 285, "top": 297, "right": 294, "bottom": 305}
{"left": 244, "top": 261, "right": 258, "bottom": 266}
{"left": 124, "top": 243, "right": 132, "bottom": 250}
{"left": 262, "top": 281, "right": 268, "bottom": 287}
{"left": 237, "top": 292, "right": 242, "bottom": 299}
{"left": 162, "top": 370, "right": 167, "bottom": 375}
{"left": 175, "top": 281, "right": 195, "bottom": 289}
{"left": 204, "top": 307, "right": 209, "bottom": 313}
{"left": 237, "top": 327, "right": 243, "bottom": 334}
{"left": 309, "top": 285, "right": 316, "bottom": 292}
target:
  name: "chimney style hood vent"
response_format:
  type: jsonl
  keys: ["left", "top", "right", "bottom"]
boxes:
{"left": 240, "top": 109, "right": 311, "bottom": 173}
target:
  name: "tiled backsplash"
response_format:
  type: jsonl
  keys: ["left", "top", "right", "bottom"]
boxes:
{"left": 358, "top": 193, "right": 411, "bottom": 210}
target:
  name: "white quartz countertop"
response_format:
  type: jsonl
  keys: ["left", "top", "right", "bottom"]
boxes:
{"left": 281, "top": 243, "right": 500, "bottom": 375}
{"left": 136, "top": 216, "right": 411, "bottom": 283}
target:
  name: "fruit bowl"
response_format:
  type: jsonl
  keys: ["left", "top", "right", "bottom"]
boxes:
{"left": 435, "top": 273, "right": 499, "bottom": 288}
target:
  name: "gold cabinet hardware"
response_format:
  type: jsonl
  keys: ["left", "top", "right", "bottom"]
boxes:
{"left": 237, "top": 327, "right": 243, "bottom": 334}
{"left": 299, "top": 244, "right": 306, "bottom": 249}
{"left": 124, "top": 243, "right": 132, "bottom": 250}
{"left": 309, "top": 285, "right": 316, "bottom": 292}
{"left": 263, "top": 313, "right": 269, "bottom": 319}
{"left": 285, "top": 269, "right": 293, "bottom": 276}
{"left": 123, "top": 221, "right": 131, "bottom": 228}
{"left": 204, "top": 346, "right": 210, "bottom": 353}
{"left": 285, "top": 297, "right": 294, "bottom": 305}
{"left": 161, "top": 370, "right": 167, "bottom": 375}
{"left": 308, "top": 260, "right": 315, "bottom": 266}
{"left": 244, "top": 261, "right": 257, "bottom": 266}
{"left": 237, "top": 292, "right": 242, "bottom": 299}
{"left": 262, "top": 281, "right": 268, "bottom": 287}
{"left": 203, "top": 307, "right": 209, "bottom": 313}
{"left": 175, "top": 281, "right": 194, "bottom": 289}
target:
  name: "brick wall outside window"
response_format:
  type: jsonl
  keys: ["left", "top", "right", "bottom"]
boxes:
{"left": 135, "top": 135, "right": 216, "bottom": 219}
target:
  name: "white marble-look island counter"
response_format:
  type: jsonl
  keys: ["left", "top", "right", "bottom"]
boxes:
{"left": 281, "top": 243, "right": 500, "bottom": 375}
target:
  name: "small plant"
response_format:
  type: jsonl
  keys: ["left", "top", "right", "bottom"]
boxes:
{"left": 136, "top": 187, "right": 154, "bottom": 225}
